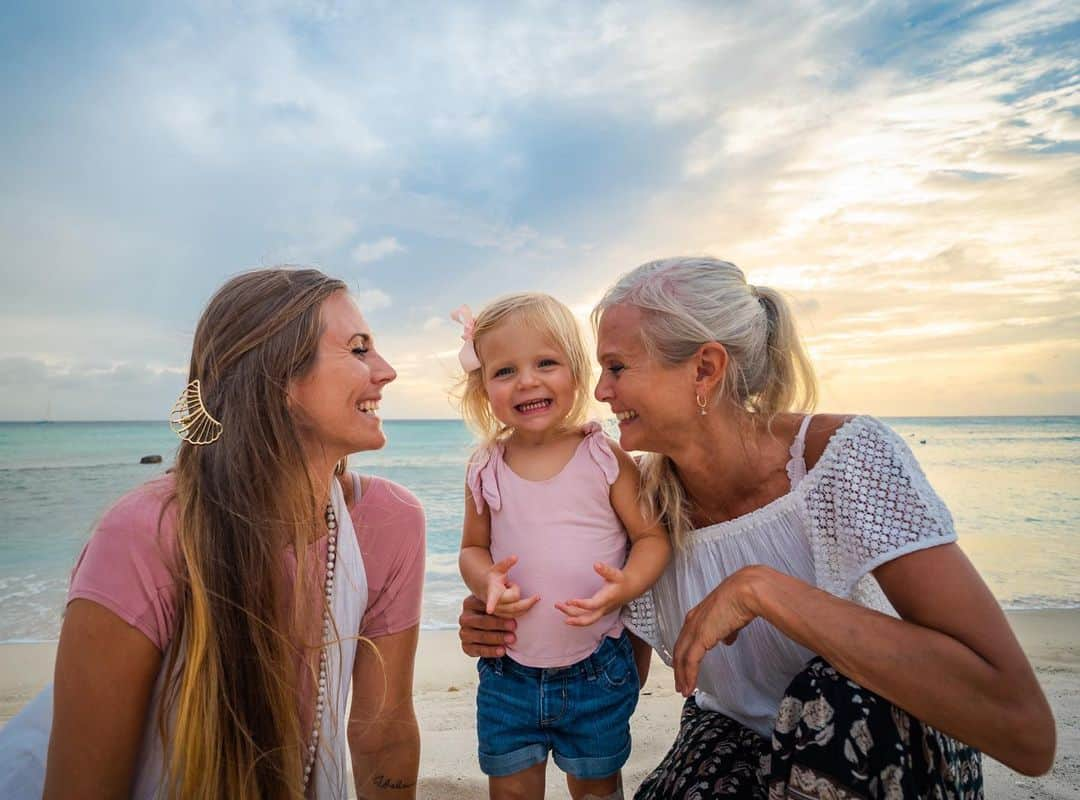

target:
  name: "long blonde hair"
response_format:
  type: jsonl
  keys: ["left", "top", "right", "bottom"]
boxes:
{"left": 593, "top": 257, "right": 817, "bottom": 544}
{"left": 456, "top": 292, "right": 593, "bottom": 445}
{"left": 162, "top": 267, "right": 346, "bottom": 799}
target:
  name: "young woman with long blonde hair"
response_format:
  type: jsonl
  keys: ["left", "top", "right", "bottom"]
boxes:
{"left": 1, "top": 268, "right": 425, "bottom": 799}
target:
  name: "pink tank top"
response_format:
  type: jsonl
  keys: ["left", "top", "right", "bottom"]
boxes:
{"left": 467, "top": 422, "right": 627, "bottom": 668}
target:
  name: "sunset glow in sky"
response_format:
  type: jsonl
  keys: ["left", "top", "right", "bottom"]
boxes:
{"left": 2, "top": 1, "right": 1078, "bottom": 419}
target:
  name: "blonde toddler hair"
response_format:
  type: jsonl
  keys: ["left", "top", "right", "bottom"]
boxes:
{"left": 457, "top": 292, "right": 593, "bottom": 445}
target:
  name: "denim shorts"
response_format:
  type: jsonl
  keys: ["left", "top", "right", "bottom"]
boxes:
{"left": 476, "top": 630, "right": 640, "bottom": 779}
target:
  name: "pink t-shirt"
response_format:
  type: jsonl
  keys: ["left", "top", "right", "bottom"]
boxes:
{"left": 68, "top": 472, "right": 426, "bottom": 651}
{"left": 467, "top": 422, "right": 627, "bottom": 668}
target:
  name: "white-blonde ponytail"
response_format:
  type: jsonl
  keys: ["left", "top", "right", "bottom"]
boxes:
{"left": 752, "top": 284, "right": 817, "bottom": 418}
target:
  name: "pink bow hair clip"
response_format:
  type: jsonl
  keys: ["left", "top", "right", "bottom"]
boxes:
{"left": 450, "top": 305, "right": 482, "bottom": 372}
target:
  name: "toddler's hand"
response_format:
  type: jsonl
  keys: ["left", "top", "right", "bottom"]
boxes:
{"left": 555, "top": 562, "right": 629, "bottom": 627}
{"left": 485, "top": 555, "right": 541, "bottom": 619}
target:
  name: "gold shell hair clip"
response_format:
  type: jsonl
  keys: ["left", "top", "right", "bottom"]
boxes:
{"left": 169, "top": 380, "right": 223, "bottom": 445}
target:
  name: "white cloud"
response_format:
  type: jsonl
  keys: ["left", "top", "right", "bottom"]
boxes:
{"left": 352, "top": 237, "right": 404, "bottom": 264}
{"left": 353, "top": 288, "right": 392, "bottom": 312}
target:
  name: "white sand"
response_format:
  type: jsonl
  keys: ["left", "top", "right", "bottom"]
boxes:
{"left": 3, "top": 610, "right": 1078, "bottom": 798}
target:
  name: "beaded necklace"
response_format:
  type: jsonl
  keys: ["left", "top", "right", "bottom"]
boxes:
{"left": 302, "top": 501, "right": 339, "bottom": 790}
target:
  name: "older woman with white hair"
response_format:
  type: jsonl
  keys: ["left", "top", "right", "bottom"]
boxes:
{"left": 461, "top": 257, "right": 1055, "bottom": 799}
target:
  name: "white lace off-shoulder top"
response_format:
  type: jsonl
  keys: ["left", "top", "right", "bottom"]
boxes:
{"left": 622, "top": 415, "right": 958, "bottom": 738}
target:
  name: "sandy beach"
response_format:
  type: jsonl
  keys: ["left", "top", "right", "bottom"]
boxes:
{"left": 2, "top": 609, "right": 1077, "bottom": 798}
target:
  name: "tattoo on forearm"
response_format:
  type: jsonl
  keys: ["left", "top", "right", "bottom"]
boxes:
{"left": 373, "top": 774, "right": 416, "bottom": 790}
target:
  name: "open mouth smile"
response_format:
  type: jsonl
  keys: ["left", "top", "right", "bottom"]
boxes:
{"left": 515, "top": 398, "right": 553, "bottom": 415}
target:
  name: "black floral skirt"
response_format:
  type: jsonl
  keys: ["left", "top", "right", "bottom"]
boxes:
{"left": 635, "top": 658, "right": 983, "bottom": 800}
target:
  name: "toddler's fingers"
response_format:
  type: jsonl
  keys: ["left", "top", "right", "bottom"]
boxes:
{"left": 485, "top": 583, "right": 507, "bottom": 615}
{"left": 500, "top": 583, "right": 522, "bottom": 604}
{"left": 491, "top": 554, "right": 518, "bottom": 575}
{"left": 520, "top": 594, "right": 542, "bottom": 612}
{"left": 564, "top": 610, "right": 601, "bottom": 627}
{"left": 593, "top": 562, "right": 623, "bottom": 581}
{"left": 563, "top": 596, "right": 602, "bottom": 610}
{"left": 495, "top": 594, "right": 540, "bottom": 618}
{"left": 554, "top": 601, "right": 588, "bottom": 617}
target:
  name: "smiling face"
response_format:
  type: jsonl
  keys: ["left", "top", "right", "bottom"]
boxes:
{"left": 594, "top": 303, "right": 697, "bottom": 454}
{"left": 479, "top": 321, "right": 578, "bottom": 437}
{"left": 288, "top": 290, "right": 397, "bottom": 465}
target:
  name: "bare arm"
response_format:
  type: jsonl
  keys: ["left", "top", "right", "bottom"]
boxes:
{"left": 673, "top": 547, "right": 1056, "bottom": 776}
{"left": 349, "top": 625, "right": 421, "bottom": 800}
{"left": 458, "top": 485, "right": 495, "bottom": 600}
{"left": 44, "top": 599, "right": 162, "bottom": 799}
{"left": 608, "top": 445, "right": 671, "bottom": 597}
{"left": 459, "top": 486, "right": 540, "bottom": 618}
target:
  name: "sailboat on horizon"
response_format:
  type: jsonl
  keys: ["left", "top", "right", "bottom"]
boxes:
{"left": 35, "top": 400, "right": 53, "bottom": 424}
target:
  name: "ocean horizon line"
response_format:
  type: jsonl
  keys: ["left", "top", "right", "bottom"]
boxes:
{"left": 3, "top": 414, "right": 1079, "bottom": 425}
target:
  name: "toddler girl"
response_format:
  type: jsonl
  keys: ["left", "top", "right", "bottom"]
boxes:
{"left": 453, "top": 293, "right": 671, "bottom": 800}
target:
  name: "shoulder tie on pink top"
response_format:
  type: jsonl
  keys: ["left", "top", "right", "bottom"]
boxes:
{"left": 466, "top": 444, "right": 503, "bottom": 513}
{"left": 582, "top": 421, "right": 621, "bottom": 485}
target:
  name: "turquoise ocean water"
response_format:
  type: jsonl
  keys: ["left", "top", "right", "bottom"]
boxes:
{"left": 0, "top": 417, "right": 1077, "bottom": 643}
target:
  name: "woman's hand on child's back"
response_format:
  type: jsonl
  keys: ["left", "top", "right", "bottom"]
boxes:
{"left": 485, "top": 555, "right": 541, "bottom": 619}
{"left": 555, "top": 562, "right": 631, "bottom": 627}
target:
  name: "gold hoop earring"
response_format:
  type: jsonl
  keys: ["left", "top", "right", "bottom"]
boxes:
{"left": 696, "top": 393, "right": 708, "bottom": 416}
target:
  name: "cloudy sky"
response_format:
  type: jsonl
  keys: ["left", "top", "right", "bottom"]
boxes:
{"left": 2, "top": 0, "right": 1077, "bottom": 420}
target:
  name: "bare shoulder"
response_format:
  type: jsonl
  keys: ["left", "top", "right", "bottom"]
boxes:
{"left": 804, "top": 413, "right": 858, "bottom": 471}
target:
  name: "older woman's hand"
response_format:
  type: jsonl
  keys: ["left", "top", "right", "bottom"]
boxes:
{"left": 458, "top": 595, "right": 518, "bottom": 658}
{"left": 672, "top": 566, "right": 766, "bottom": 697}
